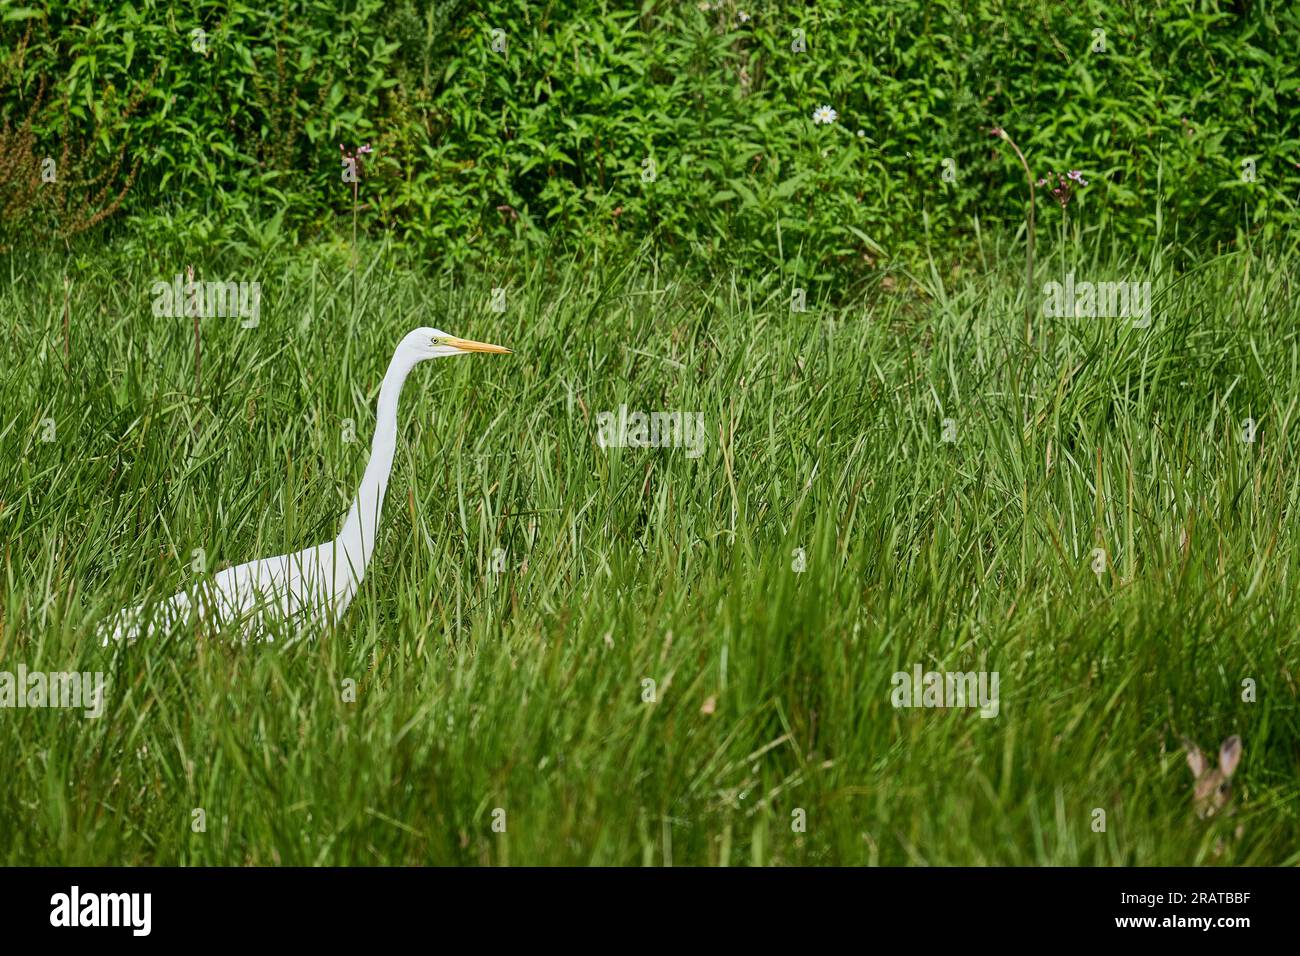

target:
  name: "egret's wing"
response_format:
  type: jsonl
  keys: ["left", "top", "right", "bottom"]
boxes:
{"left": 99, "top": 587, "right": 192, "bottom": 646}
{"left": 101, "top": 543, "right": 334, "bottom": 645}
{"left": 206, "top": 545, "right": 333, "bottom": 641}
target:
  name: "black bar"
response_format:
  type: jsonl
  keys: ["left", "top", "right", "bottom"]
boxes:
{"left": 0, "top": 867, "right": 1290, "bottom": 942}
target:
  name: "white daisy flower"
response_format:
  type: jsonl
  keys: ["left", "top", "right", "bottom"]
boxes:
{"left": 738, "top": 11, "right": 751, "bottom": 23}
{"left": 812, "top": 105, "right": 838, "bottom": 125}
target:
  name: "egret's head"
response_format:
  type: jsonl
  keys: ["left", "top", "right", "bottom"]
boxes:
{"left": 402, "top": 327, "right": 512, "bottom": 360}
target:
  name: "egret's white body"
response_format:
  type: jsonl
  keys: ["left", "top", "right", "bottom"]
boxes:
{"left": 101, "top": 328, "right": 510, "bottom": 645}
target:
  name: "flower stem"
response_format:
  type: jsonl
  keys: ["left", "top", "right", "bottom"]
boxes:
{"left": 993, "top": 128, "right": 1035, "bottom": 345}
{"left": 351, "top": 178, "right": 359, "bottom": 318}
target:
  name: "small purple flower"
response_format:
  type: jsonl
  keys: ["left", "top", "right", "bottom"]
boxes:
{"left": 1036, "top": 169, "right": 1087, "bottom": 208}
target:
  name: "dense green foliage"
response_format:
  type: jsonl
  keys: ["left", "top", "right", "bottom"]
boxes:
{"left": 4, "top": 1, "right": 1299, "bottom": 279}
{"left": 3, "top": 1, "right": 1298, "bottom": 867}
{"left": 2, "top": 236, "right": 1298, "bottom": 864}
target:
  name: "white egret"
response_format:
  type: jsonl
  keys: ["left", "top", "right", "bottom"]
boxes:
{"left": 101, "top": 328, "right": 510, "bottom": 644}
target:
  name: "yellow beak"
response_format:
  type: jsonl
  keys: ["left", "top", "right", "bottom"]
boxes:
{"left": 448, "top": 336, "right": 511, "bottom": 354}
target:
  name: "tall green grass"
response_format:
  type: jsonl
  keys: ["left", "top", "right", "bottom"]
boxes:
{"left": 1, "top": 236, "right": 1298, "bottom": 864}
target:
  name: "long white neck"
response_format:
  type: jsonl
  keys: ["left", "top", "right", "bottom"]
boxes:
{"left": 335, "top": 346, "right": 419, "bottom": 579}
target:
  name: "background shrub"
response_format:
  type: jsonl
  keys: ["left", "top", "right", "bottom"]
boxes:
{"left": 3, "top": 0, "right": 1298, "bottom": 283}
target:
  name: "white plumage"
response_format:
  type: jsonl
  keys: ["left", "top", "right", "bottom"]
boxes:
{"left": 102, "top": 327, "right": 510, "bottom": 644}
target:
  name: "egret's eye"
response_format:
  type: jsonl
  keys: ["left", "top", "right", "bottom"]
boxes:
{"left": 430, "top": 337, "right": 441, "bottom": 346}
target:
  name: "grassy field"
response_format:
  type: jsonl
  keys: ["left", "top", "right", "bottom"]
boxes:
{"left": 1, "top": 235, "right": 1298, "bottom": 865}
